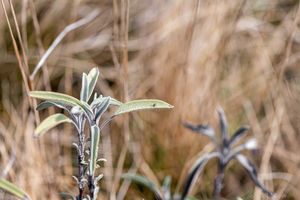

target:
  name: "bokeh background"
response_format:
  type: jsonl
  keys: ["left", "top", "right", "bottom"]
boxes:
{"left": 0, "top": 0, "right": 300, "bottom": 199}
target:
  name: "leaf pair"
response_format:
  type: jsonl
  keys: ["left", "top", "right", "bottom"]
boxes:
{"left": 80, "top": 68, "right": 99, "bottom": 102}
{"left": 30, "top": 92, "right": 173, "bottom": 136}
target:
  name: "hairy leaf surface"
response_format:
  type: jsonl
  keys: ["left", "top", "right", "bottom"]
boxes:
{"left": 80, "top": 73, "right": 89, "bottom": 102}
{"left": 114, "top": 99, "right": 173, "bottom": 116}
{"left": 87, "top": 68, "right": 99, "bottom": 101}
{"left": 89, "top": 125, "right": 100, "bottom": 175}
{"left": 35, "top": 113, "right": 72, "bottom": 136}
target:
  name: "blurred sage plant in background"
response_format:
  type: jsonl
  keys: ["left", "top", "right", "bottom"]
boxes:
{"left": 181, "top": 108, "right": 273, "bottom": 200}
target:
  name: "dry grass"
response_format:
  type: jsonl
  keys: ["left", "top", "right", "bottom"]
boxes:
{"left": 0, "top": 0, "right": 299, "bottom": 199}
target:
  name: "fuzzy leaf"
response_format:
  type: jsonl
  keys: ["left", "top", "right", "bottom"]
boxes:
{"left": 236, "top": 154, "right": 273, "bottom": 197}
{"left": 162, "top": 176, "right": 172, "bottom": 200}
{"left": 217, "top": 108, "right": 229, "bottom": 146}
{"left": 95, "top": 174, "right": 103, "bottom": 183}
{"left": 89, "top": 125, "right": 100, "bottom": 176}
{"left": 30, "top": 91, "right": 81, "bottom": 107}
{"left": 181, "top": 152, "right": 220, "bottom": 200}
{"left": 91, "top": 96, "right": 121, "bottom": 111}
{"left": 36, "top": 101, "right": 71, "bottom": 112}
{"left": 229, "top": 126, "right": 250, "bottom": 147}
{"left": 183, "top": 122, "right": 217, "bottom": 145}
{"left": 95, "top": 97, "right": 110, "bottom": 122}
{"left": 80, "top": 73, "right": 89, "bottom": 102}
{"left": 35, "top": 114, "right": 72, "bottom": 136}
{"left": 30, "top": 91, "right": 95, "bottom": 121}
{"left": 87, "top": 68, "right": 99, "bottom": 101}
{"left": 110, "top": 97, "right": 122, "bottom": 106}
{"left": 90, "top": 95, "right": 103, "bottom": 110}
{"left": 0, "top": 178, "right": 29, "bottom": 199}
{"left": 81, "top": 101, "right": 95, "bottom": 122}
{"left": 113, "top": 99, "right": 173, "bottom": 116}
{"left": 122, "top": 173, "right": 163, "bottom": 200}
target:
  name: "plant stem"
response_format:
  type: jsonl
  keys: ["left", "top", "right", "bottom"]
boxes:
{"left": 76, "top": 120, "right": 85, "bottom": 200}
{"left": 88, "top": 175, "right": 95, "bottom": 199}
{"left": 213, "top": 161, "right": 225, "bottom": 200}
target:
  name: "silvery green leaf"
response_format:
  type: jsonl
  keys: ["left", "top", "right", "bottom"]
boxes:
{"left": 113, "top": 99, "right": 173, "bottom": 116}
{"left": 122, "top": 173, "right": 163, "bottom": 200}
{"left": 162, "top": 176, "right": 172, "bottom": 200}
{"left": 34, "top": 114, "right": 72, "bottom": 137}
{"left": 97, "top": 158, "right": 107, "bottom": 164}
{"left": 229, "top": 126, "right": 250, "bottom": 147}
{"left": 72, "top": 176, "right": 79, "bottom": 184}
{"left": 72, "top": 143, "right": 79, "bottom": 152}
{"left": 81, "top": 161, "right": 88, "bottom": 165}
{"left": 183, "top": 122, "right": 217, "bottom": 145}
{"left": 30, "top": 91, "right": 82, "bottom": 107}
{"left": 95, "top": 97, "right": 110, "bottom": 122}
{"left": 89, "top": 125, "right": 100, "bottom": 176}
{"left": 91, "top": 96, "right": 122, "bottom": 111}
{"left": 90, "top": 95, "right": 103, "bottom": 110}
{"left": 93, "top": 186, "right": 99, "bottom": 200}
{"left": 0, "top": 178, "right": 30, "bottom": 200}
{"left": 181, "top": 152, "right": 220, "bottom": 200}
{"left": 95, "top": 174, "right": 103, "bottom": 183}
{"left": 80, "top": 73, "right": 89, "bottom": 102}
{"left": 235, "top": 154, "right": 273, "bottom": 197}
{"left": 60, "top": 192, "right": 76, "bottom": 200}
{"left": 36, "top": 101, "right": 70, "bottom": 112}
{"left": 110, "top": 97, "right": 122, "bottom": 106}
{"left": 87, "top": 68, "right": 99, "bottom": 101}
{"left": 30, "top": 91, "right": 94, "bottom": 122}
{"left": 81, "top": 101, "right": 95, "bottom": 123}
{"left": 93, "top": 93, "right": 98, "bottom": 101}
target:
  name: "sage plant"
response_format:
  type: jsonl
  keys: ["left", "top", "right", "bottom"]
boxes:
{"left": 29, "top": 67, "right": 173, "bottom": 200}
{"left": 181, "top": 108, "right": 273, "bottom": 200}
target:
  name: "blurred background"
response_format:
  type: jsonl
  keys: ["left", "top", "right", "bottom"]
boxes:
{"left": 0, "top": 0, "right": 299, "bottom": 199}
